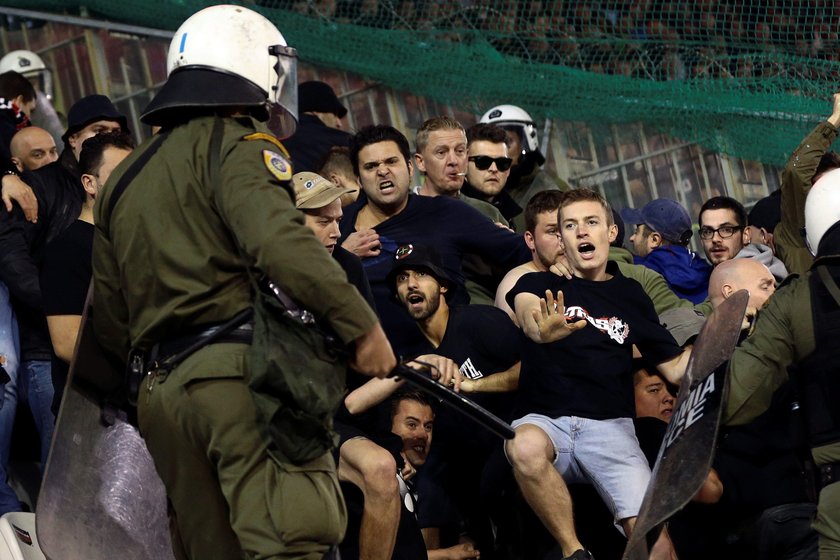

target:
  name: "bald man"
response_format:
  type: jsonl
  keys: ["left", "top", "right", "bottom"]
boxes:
{"left": 708, "top": 258, "right": 775, "bottom": 326}
{"left": 10, "top": 126, "right": 57, "bottom": 172}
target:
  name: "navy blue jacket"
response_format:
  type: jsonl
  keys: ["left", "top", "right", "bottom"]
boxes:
{"left": 340, "top": 193, "right": 530, "bottom": 355}
{"left": 635, "top": 245, "right": 711, "bottom": 305}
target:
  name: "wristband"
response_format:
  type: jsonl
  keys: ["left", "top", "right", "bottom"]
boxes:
{"left": 3, "top": 169, "right": 18, "bottom": 177}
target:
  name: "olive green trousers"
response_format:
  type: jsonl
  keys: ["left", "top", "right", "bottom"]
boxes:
{"left": 138, "top": 342, "right": 346, "bottom": 560}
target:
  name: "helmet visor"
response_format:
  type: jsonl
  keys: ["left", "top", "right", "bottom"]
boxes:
{"left": 268, "top": 44, "right": 298, "bottom": 139}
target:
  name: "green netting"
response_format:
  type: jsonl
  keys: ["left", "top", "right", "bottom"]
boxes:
{"left": 10, "top": 0, "right": 840, "bottom": 165}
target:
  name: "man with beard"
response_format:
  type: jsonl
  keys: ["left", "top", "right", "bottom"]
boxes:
{"left": 698, "top": 196, "right": 788, "bottom": 283}
{"left": 505, "top": 188, "right": 690, "bottom": 560}
{"left": 340, "top": 125, "right": 530, "bottom": 355}
{"left": 389, "top": 243, "right": 521, "bottom": 559}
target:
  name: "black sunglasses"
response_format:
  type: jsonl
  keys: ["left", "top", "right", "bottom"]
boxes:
{"left": 468, "top": 155, "right": 513, "bottom": 171}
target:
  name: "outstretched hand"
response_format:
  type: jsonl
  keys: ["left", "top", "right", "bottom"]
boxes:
{"left": 531, "top": 290, "right": 587, "bottom": 343}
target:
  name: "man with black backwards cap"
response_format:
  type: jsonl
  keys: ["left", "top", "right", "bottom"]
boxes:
{"left": 622, "top": 198, "right": 712, "bottom": 304}
{"left": 388, "top": 243, "right": 520, "bottom": 558}
{"left": 0, "top": 93, "right": 128, "bottom": 476}
{"left": 724, "top": 169, "right": 840, "bottom": 560}
{"left": 92, "top": 6, "right": 394, "bottom": 559}
{"left": 284, "top": 80, "right": 352, "bottom": 173}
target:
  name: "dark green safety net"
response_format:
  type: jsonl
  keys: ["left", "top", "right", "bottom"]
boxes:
{"left": 11, "top": 0, "right": 840, "bottom": 166}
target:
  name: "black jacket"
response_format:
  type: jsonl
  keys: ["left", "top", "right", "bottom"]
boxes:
{"left": 282, "top": 113, "right": 351, "bottom": 173}
{"left": 0, "top": 159, "right": 84, "bottom": 360}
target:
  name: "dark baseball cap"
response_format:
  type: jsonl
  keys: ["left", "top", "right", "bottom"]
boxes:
{"left": 748, "top": 190, "right": 781, "bottom": 233}
{"left": 620, "top": 198, "right": 692, "bottom": 244}
{"left": 298, "top": 81, "right": 347, "bottom": 119}
{"left": 386, "top": 244, "right": 451, "bottom": 294}
{"left": 62, "top": 94, "right": 129, "bottom": 142}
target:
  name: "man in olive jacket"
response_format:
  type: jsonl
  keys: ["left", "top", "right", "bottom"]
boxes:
{"left": 725, "top": 170, "right": 840, "bottom": 560}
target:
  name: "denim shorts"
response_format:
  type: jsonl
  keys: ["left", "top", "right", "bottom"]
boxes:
{"left": 511, "top": 414, "right": 651, "bottom": 523}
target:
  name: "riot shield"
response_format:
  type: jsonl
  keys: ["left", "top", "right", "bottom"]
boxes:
{"left": 36, "top": 298, "right": 175, "bottom": 560}
{"left": 623, "top": 290, "right": 748, "bottom": 560}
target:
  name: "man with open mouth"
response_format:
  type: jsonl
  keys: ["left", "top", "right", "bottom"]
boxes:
{"left": 339, "top": 125, "right": 530, "bottom": 356}
{"left": 388, "top": 242, "right": 521, "bottom": 556}
{"left": 505, "top": 188, "right": 692, "bottom": 560}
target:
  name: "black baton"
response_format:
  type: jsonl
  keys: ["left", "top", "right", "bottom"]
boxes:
{"left": 390, "top": 363, "right": 516, "bottom": 440}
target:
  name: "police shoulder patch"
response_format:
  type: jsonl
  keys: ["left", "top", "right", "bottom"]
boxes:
{"left": 263, "top": 150, "right": 292, "bottom": 182}
{"left": 242, "top": 132, "right": 290, "bottom": 157}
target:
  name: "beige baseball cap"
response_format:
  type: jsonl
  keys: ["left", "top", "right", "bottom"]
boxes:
{"left": 292, "top": 172, "right": 355, "bottom": 209}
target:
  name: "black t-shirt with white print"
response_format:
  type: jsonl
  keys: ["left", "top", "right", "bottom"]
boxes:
{"left": 506, "top": 262, "right": 681, "bottom": 420}
{"left": 412, "top": 304, "right": 520, "bottom": 420}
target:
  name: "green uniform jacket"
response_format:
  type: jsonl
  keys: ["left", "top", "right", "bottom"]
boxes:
{"left": 724, "top": 273, "right": 815, "bottom": 427}
{"left": 92, "top": 116, "right": 378, "bottom": 362}
{"left": 776, "top": 121, "right": 836, "bottom": 276}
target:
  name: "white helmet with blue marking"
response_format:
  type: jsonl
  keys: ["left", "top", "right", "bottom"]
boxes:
{"left": 141, "top": 5, "right": 298, "bottom": 137}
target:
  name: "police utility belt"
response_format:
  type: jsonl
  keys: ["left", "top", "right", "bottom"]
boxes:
{"left": 126, "top": 308, "right": 255, "bottom": 404}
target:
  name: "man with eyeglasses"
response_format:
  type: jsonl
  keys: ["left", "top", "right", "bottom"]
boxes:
{"left": 698, "top": 196, "right": 788, "bottom": 283}
{"left": 461, "top": 122, "right": 523, "bottom": 228}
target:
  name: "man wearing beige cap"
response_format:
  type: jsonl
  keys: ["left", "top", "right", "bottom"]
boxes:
{"left": 293, "top": 170, "right": 376, "bottom": 310}
{"left": 293, "top": 171, "right": 356, "bottom": 256}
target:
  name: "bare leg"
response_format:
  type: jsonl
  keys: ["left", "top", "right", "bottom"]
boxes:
{"left": 506, "top": 424, "right": 583, "bottom": 557}
{"left": 621, "top": 518, "right": 677, "bottom": 560}
{"left": 339, "top": 438, "right": 400, "bottom": 560}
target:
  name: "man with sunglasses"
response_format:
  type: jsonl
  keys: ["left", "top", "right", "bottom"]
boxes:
{"left": 698, "top": 196, "right": 788, "bottom": 283}
{"left": 461, "top": 123, "right": 521, "bottom": 227}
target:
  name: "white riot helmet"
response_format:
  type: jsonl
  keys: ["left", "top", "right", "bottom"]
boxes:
{"left": 806, "top": 168, "right": 840, "bottom": 256}
{"left": 141, "top": 5, "right": 298, "bottom": 137}
{"left": 0, "top": 50, "right": 53, "bottom": 99}
{"left": 480, "top": 104, "right": 542, "bottom": 162}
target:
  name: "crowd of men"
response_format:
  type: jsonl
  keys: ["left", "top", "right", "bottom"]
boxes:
{"left": 0, "top": 7, "right": 839, "bottom": 560}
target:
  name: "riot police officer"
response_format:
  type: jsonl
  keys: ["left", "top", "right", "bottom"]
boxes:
{"left": 92, "top": 5, "right": 395, "bottom": 559}
{"left": 725, "top": 168, "right": 840, "bottom": 560}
